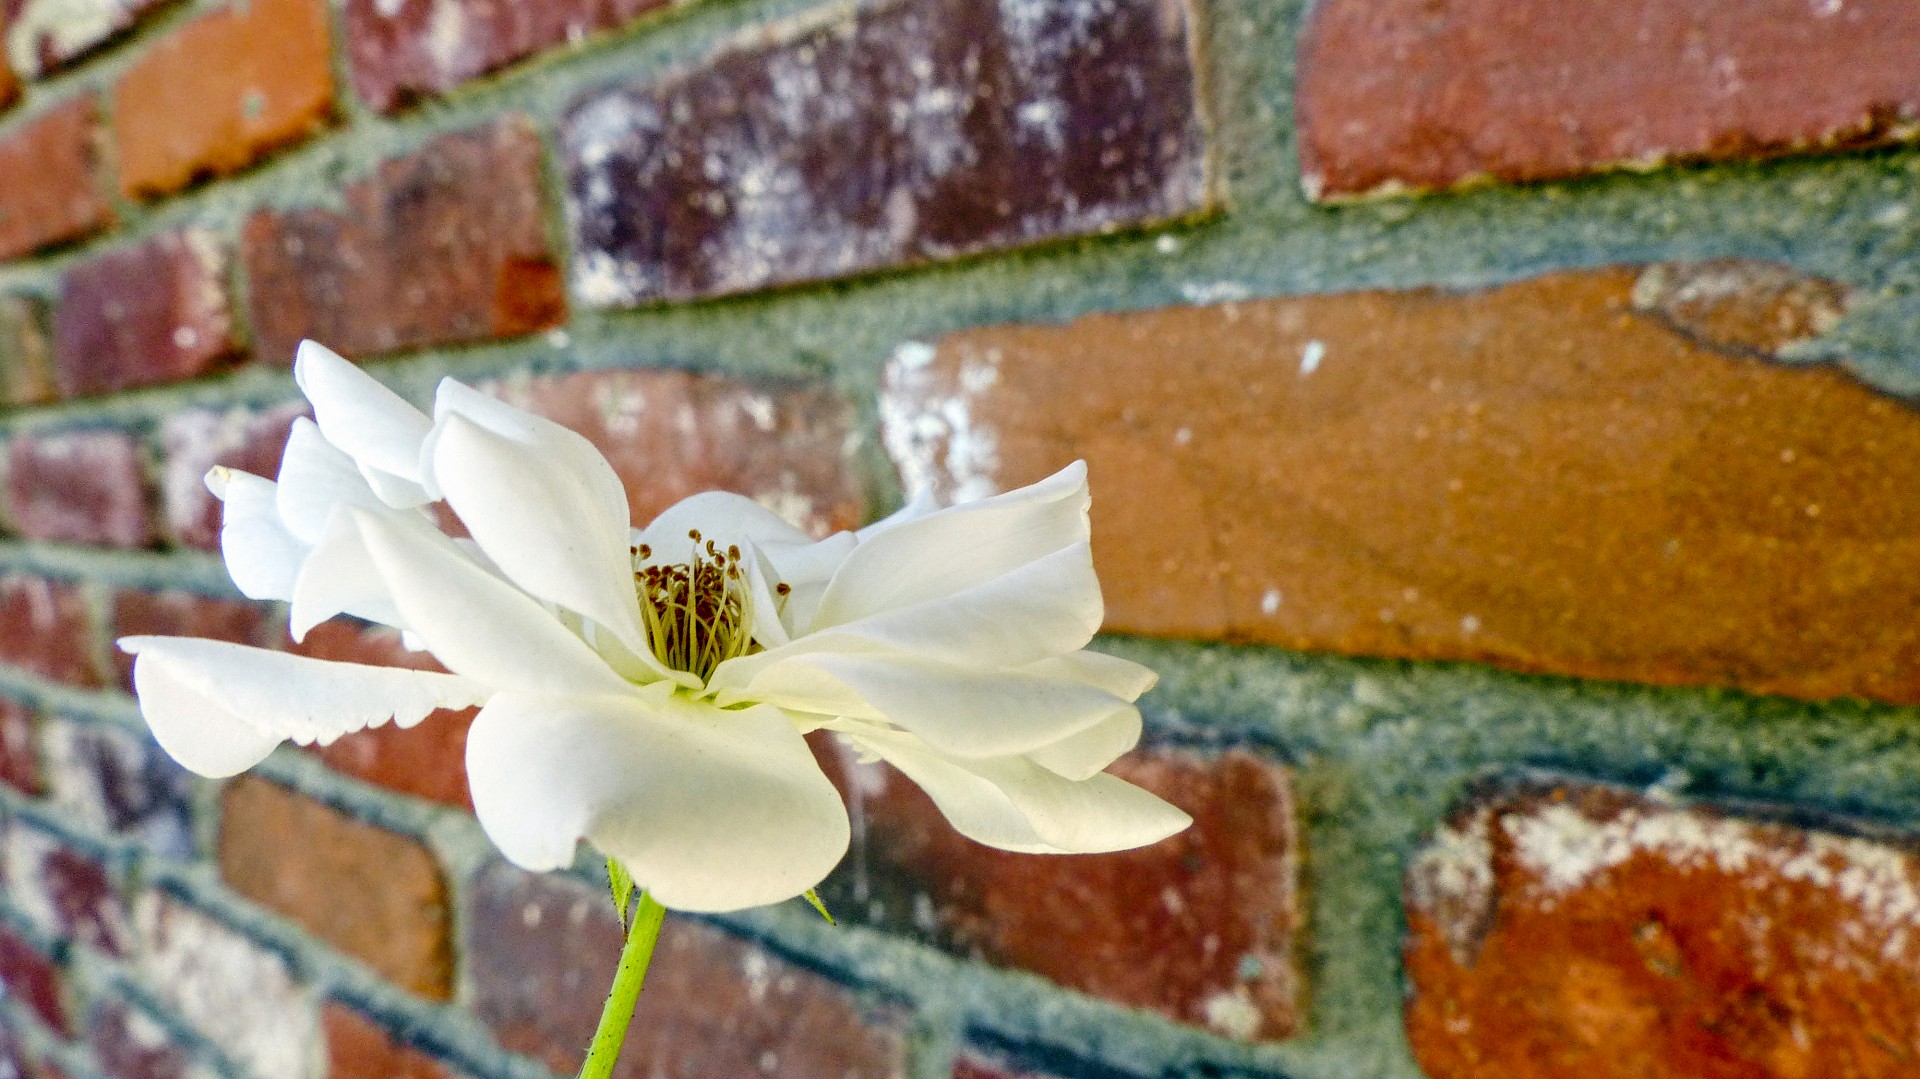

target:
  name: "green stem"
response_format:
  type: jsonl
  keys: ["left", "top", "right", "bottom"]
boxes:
{"left": 578, "top": 889, "right": 667, "bottom": 1079}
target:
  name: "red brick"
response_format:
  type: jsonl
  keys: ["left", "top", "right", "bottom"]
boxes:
{"left": 1299, "top": 0, "right": 1920, "bottom": 200}
{"left": 285, "top": 622, "right": 475, "bottom": 810}
{"left": 0, "top": 576, "right": 102, "bottom": 688}
{"left": 952, "top": 1056, "right": 1064, "bottom": 1079}
{"left": 883, "top": 262, "right": 1920, "bottom": 704}
{"left": 0, "top": 96, "right": 111, "bottom": 259}
{"left": 243, "top": 117, "right": 564, "bottom": 363}
{"left": 2, "top": 822, "right": 130, "bottom": 956}
{"left": 219, "top": 776, "right": 452, "bottom": 1000}
{"left": 88, "top": 998, "right": 201, "bottom": 1079}
{"left": 42, "top": 717, "right": 195, "bottom": 859}
{"left": 1407, "top": 778, "right": 1920, "bottom": 1078}
{"left": 466, "top": 863, "right": 908, "bottom": 1079}
{"left": 0, "top": 16, "right": 15, "bottom": 110}
{"left": 483, "top": 368, "right": 864, "bottom": 537}
{"left": 7, "top": 429, "right": 154, "bottom": 548}
{"left": 561, "top": 0, "right": 1210, "bottom": 307}
{"left": 0, "top": 924, "right": 65, "bottom": 1033}
{"left": 131, "top": 892, "right": 321, "bottom": 1078}
{"left": 112, "top": 0, "right": 334, "bottom": 199}
{"left": 0, "top": 293, "right": 55, "bottom": 406}
{"left": 53, "top": 230, "right": 237, "bottom": 397}
{"left": 110, "top": 589, "right": 278, "bottom": 691}
{"left": 5, "top": 0, "right": 174, "bottom": 79}
{"left": 344, "top": 0, "right": 669, "bottom": 113}
{"left": 823, "top": 745, "right": 1300, "bottom": 1041}
{"left": 0, "top": 696, "right": 38, "bottom": 793}
{"left": 323, "top": 1002, "right": 464, "bottom": 1079}
{"left": 156, "top": 400, "right": 308, "bottom": 550}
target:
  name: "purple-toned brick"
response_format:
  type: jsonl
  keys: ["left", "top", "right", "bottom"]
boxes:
{"left": 0, "top": 924, "right": 65, "bottom": 1034}
{"left": 2, "top": 821, "right": 130, "bottom": 956}
{"left": 562, "top": 0, "right": 1210, "bottom": 306}
{"left": 0, "top": 576, "right": 102, "bottom": 688}
{"left": 52, "top": 230, "right": 236, "bottom": 397}
{"left": 155, "top": 400, "right": 308, "bottom": 550}
{"left": 6, "top": 429, "right": 154, "bottom": 548}
{"left": 87, "top": 997, "right": 206, "bottom": 1079}
{"left": 42, "top": 717, "right": 195, "bottom": 860}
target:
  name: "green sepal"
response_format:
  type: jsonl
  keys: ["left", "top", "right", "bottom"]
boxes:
{"left": 803, "top": 888, "right": 836, "bottom": 925}
{"left": 607, "top": 858, "right": 636, "bottom": 937}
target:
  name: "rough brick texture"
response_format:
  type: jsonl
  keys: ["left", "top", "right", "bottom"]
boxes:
{"left": 0, "top": 923, "right": 66, "bottom": 1033}
{"left": 323, "top": 1002, "right": 465, "bottom": 1079}
{"left": 219, "top": 776, "right": 453, "bottom": 999}
{"left": 156, "top": 400, "right": 309, "bottom": 550}
{"left": 109, "top": 589, "right": 277, "bottom": 690}
{"left": 42, "top": 717, "right": 195, "bottom": 859}
{"left": 344, "top": 0, "right": 670, "bottom": 113}
{"left": 0, "top": 294, "right": 55, "bottom": 406}
{"left": 1298, "top": 0, "right": 1920, "bottom": 199}
{"left": 483, "top": 368, "right": 865, "bottom": 536}
{"left": 87, "top": 997, "right": 211, "bottom": 1079}
{"left": 53, "top": 230, "right": 236, "bottom": 398}
{"left": 824, "top": 746, "right": 1300, "bottom": 1041}
{"left": 466, "top": 863, "right": 909, "bottom": 1079}
{"left": 0, "top": 696, "right": 38, "bottom": 793}
{"left": 884, "top": 262, "right": 1920, "bottom": 704}
{"left": 562, "top": 0, "right": 1210, "bottom": 306}
{"left": 5, "top": 0, "right": 172, "bottom": 79}
{"left": 112, "top": 0, "right": 333, "bottom": 199}
{"left": 244, "top": 117, "right": 564, "bottom": 363}
{"left": 0, "top": 96, "right": 110, "bottom": 260}
{"left": 3, "top": 824, "right": 128, "bottom": 960}
{"left": 7, "top": 429, "right": 153, "bottom": 548}
{"left": 0, "top": 576, "right": 101, "bottom": 688}
{"left": 1407, "top": 777, "right": 1920, "bottom": 1078}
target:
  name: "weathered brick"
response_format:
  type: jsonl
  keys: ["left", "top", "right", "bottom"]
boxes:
{"left": 0, "top": 924, "right": 65, "bottom": 1033}
{"left": 0, "top": 696, "right": 38, "bottom": 793}
{"left": 53, "top": 230, "right": 236, "bottom": 397}
{"left": 112, "top": 0, "right": 333, "bottom": 199}
{"left": 1407, "top": 778, "right": 1920, "bottom": 1078}
{"left": 7, "top": 429, "right": 154, "bottom": 548}
{"left": 1, "top": 822, "right": 130, "bottom": 956}
{"left": 0, "top": 17, "right": 15, "bottom": 110}
{"left": 5, "top": 0, "right": 174, "bottom": 79}
{"left": 952, "top": 1056, "right": 1075, "bottom": 1079}
{"left": 343, "top": 0, "right": 669, "bottom": 113}
{"left": 1299, "top": 0, "right": 1920, "bottom": 200}
{"left": 156, "top": 400, "right": 308, "bottom": 550}
{"left": 822, "top": 746, "right": 1300, "bottom": 1041}
{"left": 219, "top": 776, "right": 452, "bottom": 1000}
{"left": 0, "top": 294, "right": 56, "bottom": 406}
{"left": 0, "top": 96, "right": 111, "bottom": 259}
{"left": 323, "top": 1002, "right": 465, "bottom": 1079}
{"left": 243, "top": 117, "right": 564, "bottom": 363}
{"left": 109, "top": 589, "right": 277, "bottom": 691}
{"left": 466, "top": 863, "right": 908, "bottom": 1079}
{"left": 0, "top": 576, "right": 102, "bottom": 688}
{"left": 284, "top": 622, "right": 474, "bottom": 810}
{"left": 0, "top": 1020, "right": 44, "bottom": 1079}
{"left": 882, "top": 262, "right": 1920, "bottom": 703}
{"left": 562, "top": 0, "right": 1210, "bottom": 307}
{"left": 483, "top": 368, "right": 864, "bottom": 537}
{"left": 132, "top": 892, "right": 320, "bottom": 1079}
{"left": 42, "top": 717, "right": 195, "bottom": 859}
{"left": 88, "top": 997, "right": 214, "bottom": 1079}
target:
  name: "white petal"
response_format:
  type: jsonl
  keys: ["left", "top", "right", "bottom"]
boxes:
{"left": 122, "top": 636, "right": 490, "bottom": 777}
{"left": 432, "top": 380, "right": 630, "bottom": 522}
{"left": 1025, "top": 705, "right": 1143, "bottom": 780}
{"left": 274, "top": 418, "right": 388, "bottom": 545}
{"left": 1022, "top": 650, "right": 1159, "bottom": 702}
{"left": 287, "top": 505, "right": 407, "bottom": 639}
{"left": 211, "top": 468, "right": 307, "bottom": 602}
{"left": 811, "top": 461, "right": 1089, "bottom": 630}
{"left": 352, "top": 508, "right": 637, "bottom": 697}
{"left": 853, "top": 488, "right": 939, "bottom": 542}
{"left": 466, "top": 690, "right": 850, "bottom": 911}
{"left": 294, "top": 341, "right": 432, "bottom": 490}
{"left": 840, "top": 726, "right": 1189, "bottom": 854}
{"left": 634, "top": 490, "right": 816, "bottom": 552}
{"left": 430, "top": 414, "right": 652, "bottom": 663}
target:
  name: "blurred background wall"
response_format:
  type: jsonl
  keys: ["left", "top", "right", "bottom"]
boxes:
{"left": 0, "top": 0, "right": 1918, "bottom": 1076}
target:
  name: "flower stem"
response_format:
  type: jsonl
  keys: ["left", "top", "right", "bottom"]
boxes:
{"left": 578, "top": 887, "right": 667, "bottom": 1079}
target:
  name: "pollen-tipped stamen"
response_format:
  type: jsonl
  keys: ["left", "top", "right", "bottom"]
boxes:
{"left": 633, "top": 532, "right": 756, "bottom": 682}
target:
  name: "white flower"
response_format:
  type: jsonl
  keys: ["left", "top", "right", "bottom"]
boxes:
{"left": 123, "top": 341, "right": 1190, "bottom": 912}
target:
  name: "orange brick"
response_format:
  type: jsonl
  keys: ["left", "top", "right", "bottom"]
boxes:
{"left": 112, "top": 0, "right": 333, "bottom": 199}
{"left": 0, "top": 96, "right": 110, "bottom": 259}
{"left": 324, "top": 1003, "right": 463, "bottom": 1079}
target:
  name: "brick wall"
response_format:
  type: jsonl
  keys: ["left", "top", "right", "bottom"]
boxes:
{"left": 0, "top": 0, "right": 1916, "bottom": 1077}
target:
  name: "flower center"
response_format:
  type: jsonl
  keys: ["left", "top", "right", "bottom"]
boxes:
{"left": 631, "top": 530, "right": 784, "bottom": 683}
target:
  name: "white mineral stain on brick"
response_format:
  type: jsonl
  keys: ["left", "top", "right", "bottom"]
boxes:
{"left": 880, "top": 340, "right": 1002, "bottom": 502}
{"left": 1406, "top": 807, "right": 1496, "bottom": 965}
{"left": 5, "top": 0, "right": 136, "bottom": 76}
{"left": 424, "top": 0, "right": 472, "bottom": 81}
{"left": 1201, "top": 986, "right": 1263, "bottom": 1040}
{"left": 0, "top": 824, "right": 65, "bottom": 940}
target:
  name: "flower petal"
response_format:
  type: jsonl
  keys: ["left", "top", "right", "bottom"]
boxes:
{"left": 209, "top": 468, "right": 306, "bottom": 602}
{"left": 466, "top": 689, "right": 850, "bottom": 911}
{"left": 351, "top": 507, "right": 637, "bottom": 697}
{"left": 288, "top": 505, "right": 406, "bottom": 639}
{"left": 430, "top": 413, "right": 654, "bottom": 663}
{"left": 274, "top": 418, "right": 389, "bottom": 545}
{"left": 294, "top": 341, "right": 433, "bottom": 492}
{"left": 635, "top": 491, "right": 816, "bottom": 552}
{"left": 1024, "top": 705, "right": 1142, "bottom": 781}
{"left": 122, "top": 635, "right": 490, "bottom": 777}
{"left": 839, "top": 726, "right": 1189, "bottom": 853}
{"left": 1022, "top": 650, "right": 1158, "bottom": 702}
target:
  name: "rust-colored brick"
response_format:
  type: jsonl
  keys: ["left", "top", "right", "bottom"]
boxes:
{"left": 243, "top": 117, "right": 564, "bottom": 362}
{"left": 324, "top": 1002, "right": 464, "bottom": 1079}
{"left": 819, "top": 745, "right": 1300, "bottom": 1041}
{"left": 1407, "top": 778, "right": 1920, "bottom": 1078}
{"left": 219, "top": 776, "right": 453, "bottom": 1000}
{"left": 0, "top": 575, "right": 102, "bottom": 688}
{"left": 482, "top": 368, "right": 864, "bottom": 537}
{"left": 0, "top": 696, "right": 38, "bottom": 793}
{"left": 110, "top": 589, "right": 277, "bottom": 691}
{"left": 0, "top": 96, "right": 110, "bottom": 259}
{"left": 883, "top": 262, "right": 1920, "bottom": 704}
{"left": 0, "top": 924, "right": 65, "bottom": 1033}
{"left": 53, "top": 229, "right": 237, "bottom": 397}
{"left": 1298, "top": 0, "right": 1920, "bottom": 199}
{"left": 112, "top": 0, "right": 334, "bottom": 199}
{"left": 7, "top": 429, "right": 154, "bottom": 548}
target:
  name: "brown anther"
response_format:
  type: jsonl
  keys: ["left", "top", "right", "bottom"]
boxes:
{"left": 775, "top": 582, "right": 791, "bottom": 596}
